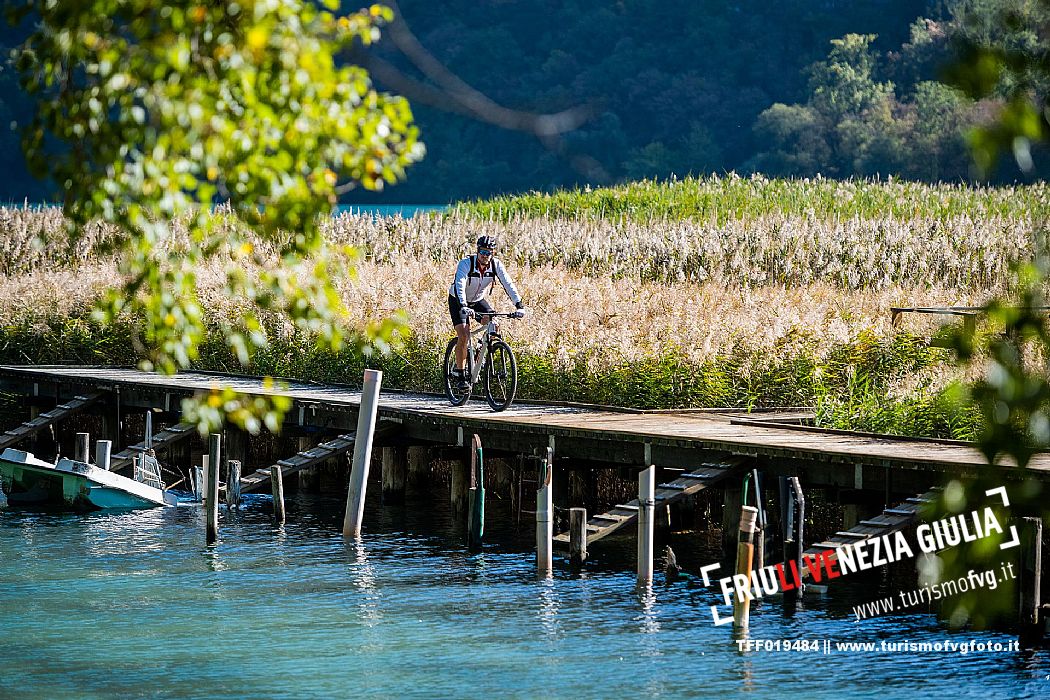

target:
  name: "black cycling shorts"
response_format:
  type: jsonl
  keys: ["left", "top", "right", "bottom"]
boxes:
{"left": 448, "top": 295, "right": 494, "bottom": 327}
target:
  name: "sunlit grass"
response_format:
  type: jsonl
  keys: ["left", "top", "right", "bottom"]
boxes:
{"left": 0, "top": 172, "right": 1032, "bottom": 439}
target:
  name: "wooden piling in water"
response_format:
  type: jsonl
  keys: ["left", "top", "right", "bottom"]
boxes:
{"left": 382, "top": 446, "right": 407, "bottom": 505}
{"left": 407, "top": 446, "right": 430, "bottom": 490}
{"left": 95, "top": 440, "right": 112, "bottom": 471}
{"left": 569, "top": 507, "right": 588, "bottom": 568}
{"left": 75, "top": 432, "right": 90, "bottom": 463}
{"left": 205, "top": 434, "right": 221, "bottom": 545}
{"left": 226, "top": 460, "right": 241, "bottom": 510}
{"left": 342, "top": 369, "right": 382, "bottom": 539}
{"left": 638, "top": 465, "right": 656, "bottom": 586}
{"left": 467, "top": 435, "right": 485, "bottom": 550}
{"left": 271, "top": 464, "right": 285, "bottom": 525}
{"left": 734, "top": 505, "right": 759, "bottom": 631}
{"left": 536, "top": 447, "right": 553, "bottom": 578}
{"left": 1019, "top": 516, "right": 1043, "bottom": 644}
{"left": 451, "top": 459, "right": 469, "bottom": 523}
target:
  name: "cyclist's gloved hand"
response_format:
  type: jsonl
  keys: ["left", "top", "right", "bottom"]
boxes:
{"left": 511, "top": 306, "right": 527, "bottom": 319}
{"left": 459, "top": 307, "right": 475, "bottom": 322}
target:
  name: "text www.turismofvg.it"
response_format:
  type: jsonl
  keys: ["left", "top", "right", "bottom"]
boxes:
{"left": 852, "top": 563, "right": 1016, "bottom": 622}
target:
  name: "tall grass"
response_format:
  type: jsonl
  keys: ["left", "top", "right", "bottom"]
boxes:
{"left": 0, "top": 173, "right": 1030, "bottom": 439}
{"left": 456, "top": 174, "right": 1050, "bottom": 223}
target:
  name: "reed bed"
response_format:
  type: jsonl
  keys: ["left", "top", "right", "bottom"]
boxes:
{"left": 457, "top": 175, "right": 1050, "bottom": 223}
{"left": 0, "top": 173, "right": 1032, "bottom": 438}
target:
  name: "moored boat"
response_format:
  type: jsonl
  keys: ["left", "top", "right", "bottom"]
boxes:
{"left": 0, "top": 447, "right": 175, "bottom": 509}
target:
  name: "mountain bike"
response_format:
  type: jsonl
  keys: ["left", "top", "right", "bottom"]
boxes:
{"left": 443, "top": 311, "right": 520, "bottom": 411}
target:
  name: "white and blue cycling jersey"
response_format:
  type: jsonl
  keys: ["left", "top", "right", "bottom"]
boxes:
{"left": 448, "top": 255, "right": 523, "bottom": 307}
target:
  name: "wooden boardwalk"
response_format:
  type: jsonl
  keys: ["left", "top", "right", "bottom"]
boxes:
{"left": 553, "top": 460, "right": 743, "bottom": 547}
{"left": 0, "top": 365, "right": 1048, "bottom": 481}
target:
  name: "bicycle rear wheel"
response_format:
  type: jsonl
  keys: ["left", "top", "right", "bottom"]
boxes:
{"left": 484, "top": 339, "right": 517, "bottom": 411}
{"left": 443, "top": 338, "right": 471, "bottom": 406}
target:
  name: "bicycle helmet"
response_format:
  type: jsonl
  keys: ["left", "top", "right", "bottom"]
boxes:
{"left": 476, "top": 235, "right": 498, "bottom": 251}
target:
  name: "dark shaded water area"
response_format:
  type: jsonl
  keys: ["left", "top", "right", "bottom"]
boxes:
{"left": 2, "top": 486, "right": 1050, "bottom": 699}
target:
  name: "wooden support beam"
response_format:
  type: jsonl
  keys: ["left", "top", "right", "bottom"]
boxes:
{"left": 407, "top": 446, "right": 430, "bottom": 490}
{"left": 382, "top": 445, "right": 408, "bottom": 505}
{"left": 1020, "top": 517, "right": 1043, "bottom": 645}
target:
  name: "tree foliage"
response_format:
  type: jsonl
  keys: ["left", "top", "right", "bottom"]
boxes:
{"left": 10, "top": 0, "right": 423, "bottom": 432}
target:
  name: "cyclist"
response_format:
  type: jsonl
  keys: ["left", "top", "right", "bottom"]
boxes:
{"left": 448, "top": 235, "right": 527, "bottom": 387}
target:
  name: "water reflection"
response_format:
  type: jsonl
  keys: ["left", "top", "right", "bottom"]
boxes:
{"left": 347, "top": 536, "right": 382, "bottom": 627}
{"left": 537, "top": 577, "right": 561, "bottom": 644}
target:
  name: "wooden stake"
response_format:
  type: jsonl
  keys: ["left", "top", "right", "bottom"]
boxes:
{"left": 271, "top": 464, "right": 285, "bottom": 525}
{"left": 343, "top": 369, "right": 383, "bottom": 539}
{"left": 95, "top": 440, "right": 112, "bottom": 471}
{"left": 734, "top": 505, "right": 759, "bottom": 631}
{"left": 536, "top": 447, "right": 553, "bottom": 577}
{"left": 226, "top": 460, "right": 241, "bottom": 510}
{"left": 638, "top": 465, "right": 656, "bottom": 585}
{"left": 569, "top": 507, "right": 588, "bottom": 568}
{"left": 191, "top": 465, "right": 203, "bottom": 501}
{"left": 205, "top": 433, "right": 221, "bottom": 544}
{"left": 75, "top": 432, "right": 90, "bottom": 463}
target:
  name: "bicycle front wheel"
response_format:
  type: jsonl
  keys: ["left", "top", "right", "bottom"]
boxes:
{"left": 443, "top": 338, "right": 471, "bottom": 406}
{"left": 484, "top": 339, "right": 517, "bottom": 411}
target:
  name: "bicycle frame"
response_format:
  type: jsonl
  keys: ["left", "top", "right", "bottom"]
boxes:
{"left": 464, "top": 317, "right": 501, "bottom": 384}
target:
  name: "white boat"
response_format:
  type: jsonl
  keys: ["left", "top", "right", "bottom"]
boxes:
{"left": 0, "top": 447, "right": 176, "bottom": 509}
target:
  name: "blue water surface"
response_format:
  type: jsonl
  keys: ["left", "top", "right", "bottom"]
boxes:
{"left": 1, "top": 491, "right": 1048, "bottom": 699}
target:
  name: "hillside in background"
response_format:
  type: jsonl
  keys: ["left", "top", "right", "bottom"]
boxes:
{"left": 1, "top": 0, "right": 1045, "bottom": 203}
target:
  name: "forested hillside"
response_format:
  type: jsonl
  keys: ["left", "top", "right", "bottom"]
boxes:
{"left": 1, "top": 0, "right": 1044, "bottom": 203}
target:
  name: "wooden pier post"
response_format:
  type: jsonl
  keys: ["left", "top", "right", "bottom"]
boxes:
{"left": 1019, "top": 517, "right": 1043, "bottom": 644}
{"left": 191, "top": 465, "right": 203, "bottom": 501}
{"left": 205, "top": 433, "right": 221, "bottom": 545}
{"left": 782, "top": 476, "right": 805, "bottom": 610}
{"left": 638, "top": 465, "right": 656, "bottom": 586}
{"left": 381, "top": 446, "right": 407, "bottom": 505}
{"left": 201, "top": 454, "right": 209, "bottom": 502}
{"left": 342, "top": 369, "right": 383, "bottom": 539}
{"left": 95, "top": 440, "right": 112, "bottom": 471}
{"left": 75, "top": 432, "right": 90, "bottom": 463}
{"left": 536, "top": 447, "right": 553, "bottom": 578}
{"left": 451, "top": 459, "right": 469, "bottom": 523}
{"left": 569, "top": 507, "right": 588, "bottom": 568}
{"left": 407, "top": 446, "right": 430, "bottom": 490}
{"left": 734, "top": 505, "right": 759, "bottom": 631}
{"left": 722, "top": 482, "right": 742, "bottom": 558}
{"left": 271, "top": 464, "right": 286, "bottom": 525}
{"left": 226, "top": 460, "right": 241, "bottom": 510}
{"left": 467, "top": 435, "right": 485, "bottom": 550}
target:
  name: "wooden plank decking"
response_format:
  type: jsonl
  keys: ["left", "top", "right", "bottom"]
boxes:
{"left": 1, "top": 365, "right": 1048, "bottom": 479}
{"left": 553, "top": 459, "right": 744, "bottom": 547}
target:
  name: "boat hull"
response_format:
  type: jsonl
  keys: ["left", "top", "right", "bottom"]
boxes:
{"left": 0, "top": 448, "right": 170, "bottom": 510}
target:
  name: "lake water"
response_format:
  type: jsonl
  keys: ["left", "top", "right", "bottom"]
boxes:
{"left": 2, "top": 490, "right": 1048, "bottom": 699}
